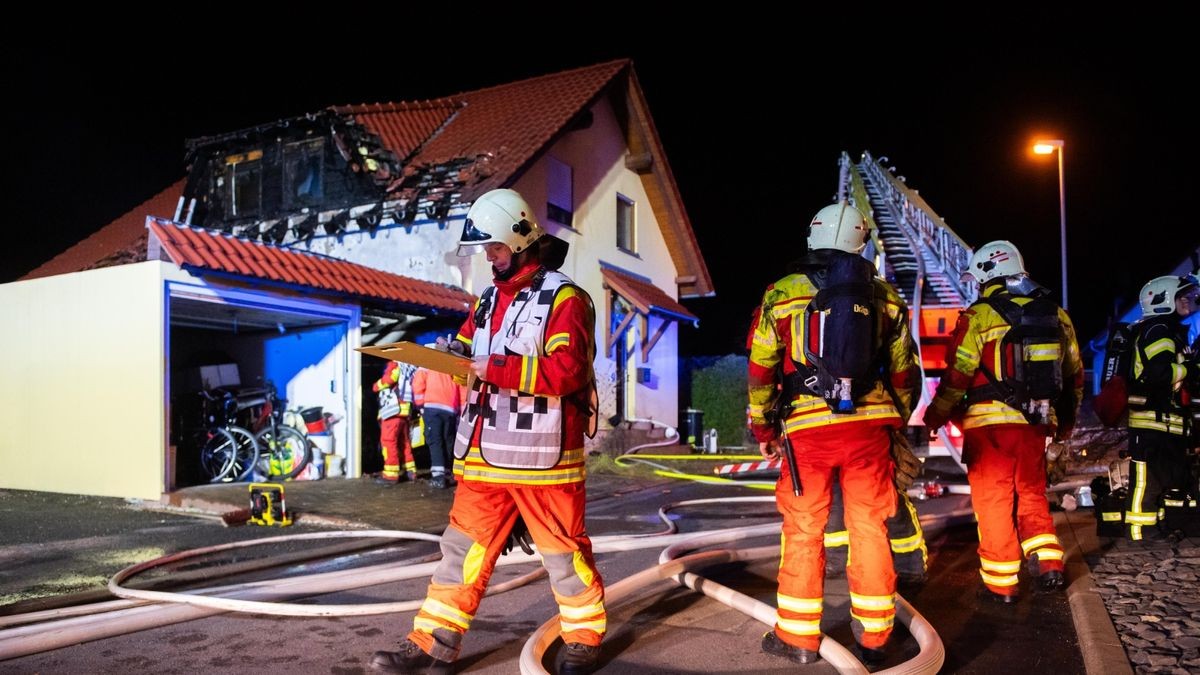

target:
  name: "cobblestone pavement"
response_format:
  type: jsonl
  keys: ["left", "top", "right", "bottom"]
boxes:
{"left": 1091, "top": 539, "right": 1200, "bottom": 674}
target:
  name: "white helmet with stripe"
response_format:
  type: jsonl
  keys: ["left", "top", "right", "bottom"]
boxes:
{"left": 965, "top": 240, "right": 1027, "bottom": 283}
{"left": 456, "top": 189, "right": 545, "bottom": 257}
{"left": 807, "top": 202, "right": 870, "bottom": 254}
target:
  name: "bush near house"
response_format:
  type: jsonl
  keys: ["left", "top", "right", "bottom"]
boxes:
{"left": 685, "top": 355, "right": 750, "bottom": 450}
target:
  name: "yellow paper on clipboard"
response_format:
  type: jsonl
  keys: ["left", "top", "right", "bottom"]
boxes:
{"left": 356, "top": 341, "right": 472, "bottom": 378}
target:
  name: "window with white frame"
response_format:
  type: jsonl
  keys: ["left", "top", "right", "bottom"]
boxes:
{"left": 546, "top": 157, "right": 573, "bottom": 227}
{"left": 616, "top": 194, "right": 636, "bottom": 253}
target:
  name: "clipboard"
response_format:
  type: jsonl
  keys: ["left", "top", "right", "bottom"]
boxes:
{"left": 356, "top": 341, "right": 472, "bottom": 378}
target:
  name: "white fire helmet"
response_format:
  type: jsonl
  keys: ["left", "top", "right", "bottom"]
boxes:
{"left": 1139, "top": 275, "right": 1199, "bottom": 316}
{"left": 807, "top": 202, "right": 870, "bottom": 254}
{"left": 456, "top": 189, "right": 545, "bottom": 257}
{"left": 964, "top": 240, "right": 1027, "bottom": 284}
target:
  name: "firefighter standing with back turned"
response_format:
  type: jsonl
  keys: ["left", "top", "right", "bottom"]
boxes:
{"left": 370, "top": 189, "right": 605, "bottom": 675}
{"left": 1123, "top": 274, "right": 1199, "bottom": 542}
{"left": 924, "top": 240, "right": 1083, "bottom": 602}
{"left": 748, "top": 202, "right": 920, "bottom": 666}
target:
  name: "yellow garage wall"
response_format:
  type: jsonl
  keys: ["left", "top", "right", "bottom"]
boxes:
{"left": 0, "top": 262, "right": 166, "bottom": 499}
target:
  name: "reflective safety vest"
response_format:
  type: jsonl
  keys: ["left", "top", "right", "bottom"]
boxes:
{"left": 1128, "top": 317, "right": 1191, "bottom": 437}
{"left": 453, "top": 270, "right": 575, "bottom": 469}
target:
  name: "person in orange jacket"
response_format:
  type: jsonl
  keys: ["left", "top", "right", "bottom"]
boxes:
{"left": 412, "top": 364, "right": 463, "bottom": 489}
{"left": 748, "top": 202, "right": 919, "bottom": 666}
{"left": 371, "top": 189, "right": 604, "bottom": 675}
{"left": 373, "top": 360, "right": 417, "bottom": 483}
{"left": 924, "top": 240, "right": 1083, "bottom": 602}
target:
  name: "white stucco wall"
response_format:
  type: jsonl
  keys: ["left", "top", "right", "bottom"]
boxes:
{"left": 0, "top": 261, "right": 167, "bottom": 499}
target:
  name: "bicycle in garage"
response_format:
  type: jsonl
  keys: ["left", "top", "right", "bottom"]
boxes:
{"left": 249, "top": 382, "right": 311, "bottom": 480}
{"left": 194, "top": 389, "right": 260, "bottom": 483}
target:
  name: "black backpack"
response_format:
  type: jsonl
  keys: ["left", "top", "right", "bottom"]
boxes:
{"left": 967, "top": 295, "right": 1063, "bottom": 424}
{"left": 800, "top": 252, "right": 880, "bottom": 413}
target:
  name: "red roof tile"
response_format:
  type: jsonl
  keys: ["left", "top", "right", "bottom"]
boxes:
{"left": 21, "top": 179, "right": 186, "bottom": 280}
{"left": 148, "top": 219, "right": 472, "bottom": 315}
{"left": 335, "top": 100, "right": 464, "bottom": 162}
{"left": 601, "top": 267, "right": 697, "bottom": 323}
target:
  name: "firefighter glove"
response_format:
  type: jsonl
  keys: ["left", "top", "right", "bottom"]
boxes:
{"left": 502, "top": 516, "right": 535, "bottom": 556}
{"left": 891, "top": 429, "right": 922, "bottom": 491}
{"left": 1045, "top": 441, "right": 1068, "bottom": 486}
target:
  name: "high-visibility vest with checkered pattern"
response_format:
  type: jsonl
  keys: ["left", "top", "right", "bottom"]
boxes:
{"left": 453, "top": 271, "right": 573, "bottom": 469}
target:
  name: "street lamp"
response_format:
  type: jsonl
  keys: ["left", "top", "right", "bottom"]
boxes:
{"left": 1033, "top": 139, "right": 1067, "bottom": 310}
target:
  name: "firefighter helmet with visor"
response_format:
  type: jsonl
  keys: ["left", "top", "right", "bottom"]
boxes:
{"left": 1139, "top": 275, "right": 1199, "bottom": 316}
{"left": 456, "top": 189, "right": 546, "bottom": 257}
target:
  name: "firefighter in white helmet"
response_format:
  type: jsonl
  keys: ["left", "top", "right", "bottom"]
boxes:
{"left": 748, "top": 201, "right": 920, "bottom": 665}
{"left": 925, "top": 240, "right": 1083, "bottom": 601}
{"left": 1124, "top": 274, "right": 1200, "bottom": 542}
{"left": 372, "top": 188, "right": 604, "bottom": 675}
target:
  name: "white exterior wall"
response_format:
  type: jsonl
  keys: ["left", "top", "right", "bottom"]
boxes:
{"left": 0, "top": 262, "right": 167, "bottom": 499}
{"left": 507, "top": 98, "right": 682, "bottom": 428}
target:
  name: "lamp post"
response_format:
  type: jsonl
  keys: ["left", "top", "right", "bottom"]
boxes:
{"left": 1033, "top": 139, "right": 1067, "bottom": 310}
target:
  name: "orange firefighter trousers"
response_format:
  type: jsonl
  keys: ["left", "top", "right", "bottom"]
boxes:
{"left": 964, "top": 424, "right": 1064, "bottom": 597}
{"left": 380, "top": 416, "right": 413, "bottom": 480}
{"left": 775, "top": 423, "right": 897, "bottom": 651}
{"left": 408, "top": 480, "right": 606, "bottom": 662}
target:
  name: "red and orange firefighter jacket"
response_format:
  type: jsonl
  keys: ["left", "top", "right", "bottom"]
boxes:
{"left": 407, "top": 262, "right": 605, "bottom": 663}
{"left": 1124, "top": 315, "right": 1197, "bottom": 540}
{"left": 924, "top": 284, "right": 1083, "bottom": 595}
{"left": 373, "top": 360, "right": 416, "bottom": 480}
{"left": 749, "top": 272, "right": 919, "bottom": 652}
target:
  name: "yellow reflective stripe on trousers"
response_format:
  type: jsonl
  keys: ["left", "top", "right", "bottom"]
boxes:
{"left": 777, "top": 594, "right": 824, "bottom": 613}
{"left": 850, "top": 592, "right": 896, "bottom": 610}
{"left": 981, "top": 570, "right": 1020, "bottom": 587}
{"left": 980, "top": 557, "right": 1022, "bottom": 574}
{"left": 559, "top": 602, "right": 605, "bottom": 620}
{"left": 850, "top": 612, "right": 895, "bottom": 631}
{"left": 561, "top": 618, "right": 607, "bottom": 633}
{"left": 890, "top": 532, "right": 925, "bottom": 553}
{"left": 1020, "top": 533, "right": 1061, "bottom": 554}
{"left": 1036, "top": 549, "right": 1065, "bottom": 561}
{"left": 420, "top": 598, "right": 473, "bottom": 629}
{"left": 1130, "top": 461, "right": 1148, "bottom": 520}
{"left": 825, "top": 530, "right": 850, "bottom": 547}
{"left": 777, "top": 617, "right": 822, "bottom": 635}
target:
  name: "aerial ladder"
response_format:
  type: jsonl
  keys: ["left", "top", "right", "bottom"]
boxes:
{"left": 838, "top": 152, "right": 975, "bottom": 464}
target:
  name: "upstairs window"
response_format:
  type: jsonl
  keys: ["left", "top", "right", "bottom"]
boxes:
{"left": 283, "top": 139, "right": 325, "bottom": 209}
{"left": 222, "top": 149, "right": 263, "bottom": 219}
{"left": 616, "top": 194, "right": 636, "bottom": 254}
{"left": 546, "top": 157, "right": 574, "bottom": 228}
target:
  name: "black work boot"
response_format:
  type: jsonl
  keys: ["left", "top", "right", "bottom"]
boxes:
{"left": 761, "top": 631, "right": 820, "bottom": 664}
{"left": 856, "top": 643, "right": 887, "bottom": 667}
{"left": 370, "top": 638, "right": 453, "bottom": 674}
{"left": 977, "top": 585, "right": 1019, "bottom": 605}
{"left": 1037, "top": 570, "right": 1065, "bottom": 594}
{"left": 556, "top": 642, "right": 601, "bottom": 675}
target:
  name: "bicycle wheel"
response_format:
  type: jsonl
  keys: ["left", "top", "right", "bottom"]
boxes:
{"left": 198, "top": 428, "right": 239, "bottom": 482}
{"left": 227, "top": 426, "right": 261, "bottom": 482}
{"left": 256, "top": 426, "right": 311, "bottom": 480}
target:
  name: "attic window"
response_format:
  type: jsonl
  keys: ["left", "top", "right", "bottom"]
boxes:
{"left": 546, "top": 157, "right": 573, "bottom": 228}
{"left": 616, "top": 194, "right": 636, "bottom": 254}
{"left": 283, "top": 139, "right": 325, "bottom": 208}
{"left": 224, "top": 150, "right": 263, "bottom": 219}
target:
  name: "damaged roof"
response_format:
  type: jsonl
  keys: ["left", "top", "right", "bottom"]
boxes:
{"left": 148, "top": 219, "right": 473, "bottom": 315}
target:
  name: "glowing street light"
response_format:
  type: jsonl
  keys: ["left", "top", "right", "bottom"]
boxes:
{"left": 1033, "top": 139, "right": 1067, "bottom": 309}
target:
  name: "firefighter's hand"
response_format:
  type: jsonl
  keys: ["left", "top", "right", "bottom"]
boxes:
{"left": 502, "top": 516, "right": 535, "bottom": 556}
{"left": 436, "top": 335, "right": 467, "bottom": 356}
{"left": 1045, "top": 441, "right": 1068, "bottom": 486}
{"left": 471, "top": 357, "right": 489, "bottom": 380}
{"left": 922, "top": 411, "right": 948, "bottom": 437}
{"left": 891, "top": 429, "right": 922, "bottom": 491}
{"left": 759, "top": 440, "right": 781, "bottom": 460}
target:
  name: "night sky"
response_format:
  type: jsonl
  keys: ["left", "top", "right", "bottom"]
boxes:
{"left": 7, "top": 28, "right": 1197, "bottom": 356}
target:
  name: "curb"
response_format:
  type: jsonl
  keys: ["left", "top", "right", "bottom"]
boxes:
{"left": 1057, "top": 509, "right": 1133, "bottom": 675}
